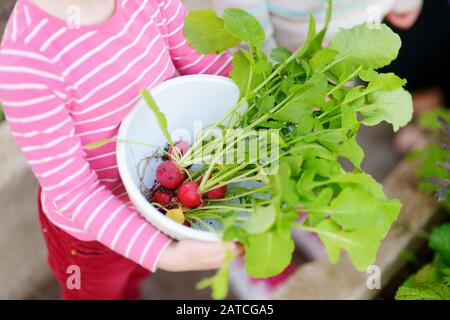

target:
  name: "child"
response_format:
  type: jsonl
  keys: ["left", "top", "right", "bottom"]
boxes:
{"left": 213, "top": 0, "right": 423, "bottom": 51}
{"left": 0, "top": 0, "right": 242, "bottom": 300}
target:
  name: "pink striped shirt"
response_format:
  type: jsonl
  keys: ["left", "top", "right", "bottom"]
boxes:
{"left": 0, "top": 0, "right": 232, "bottom": 272}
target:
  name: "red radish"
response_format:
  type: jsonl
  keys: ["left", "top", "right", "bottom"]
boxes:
{"left": 177, "top": 181, "right": 202, "bottom": 208}
{"left": 151, "top": 188, "right": 172, "bottom": 208}
{"left": 168, "top": 140, "right": 192, "bottom": 159}
{"left": 199, "top": 175, "right": 227, "bottom": 199}
{"left": 205, "top": 185, "right": 227, "bottom": 199}
{"left": 156, "top": 160, "right": 185, "bottom": 189}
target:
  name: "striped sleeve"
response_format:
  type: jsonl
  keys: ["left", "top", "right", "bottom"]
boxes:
{"left": 0, "top": 45, "right": 171, "bottom": 272}
{"left": 160, "top": 0, "right": 232, "bottom": 76}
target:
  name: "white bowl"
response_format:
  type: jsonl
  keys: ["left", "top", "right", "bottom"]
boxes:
{"left": 117, "top": 75, "right": 240, "bottom": 242}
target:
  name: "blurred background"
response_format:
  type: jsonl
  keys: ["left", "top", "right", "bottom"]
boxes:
{"left": 0, "top": 0, "right": 448, "bottom": 300}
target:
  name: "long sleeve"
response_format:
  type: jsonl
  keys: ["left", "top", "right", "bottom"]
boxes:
{"left": 159, "top": 0, "right": 233, "bottom": 75}
{"left": 0, "top": 45, "right": 171, "bottom": 272}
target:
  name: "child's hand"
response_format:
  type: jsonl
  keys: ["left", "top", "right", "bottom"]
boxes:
{"left": 386, "top": 6, "right": 422, "bottom": 29}
{"left": 156, "top": 240, "right": 244, "bottom": 272}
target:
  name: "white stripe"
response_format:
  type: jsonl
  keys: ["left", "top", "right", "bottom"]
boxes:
{"left": 151, "top": 239, "right": 172, "bottom": 272}
{"left": 169, "top": 39, "right": 186, "bottom": 50}
{"left": 2, "top": 95, "right": 56, "bottom": 108}
{"left": 13, "top": 118, "right": 71, "bottom": 138}
{"left": 97, "top": 204, "right": 127, "bottom": 241}
{"left": 111, "top": 213, "right": 138, "bottom": 250}
{"left": 54, "top": 90, "right": 67, "bottom": 99}
{"left": 73, "top": 50, "right": 168, "bottom": 116}
{"left": 116, "top": 191, "right": 128, "bottom": 199}
{"left": 38, "top": 158, "right": 75, "bottom": 178}
{"left": 0, "top": 66, "right": 63, "bottom": 82}
{"left": 111, "top": 183, "right": 124, "bottom": 193}
{"left": 83, "top": 195, "right": 115, "bottom": 230}
{"left": 62, "top": 0, "right": 149, "bottom": 77}
{"left": 44, "top": 163, "right": 90, "bottom": 192}
{"left": 76, "top": 124, "right": 118, "bottom": 137}
{"left": 7, "top": 104, "right": 65, "bottom": 124}
{"left": 11, "top": 10, "right": 18, "bottom": 42}
{"left": 70, "top": 184, "right": 104, "bottom": 219}
{"left": 86, "top": 151, "right": 116, "bottom": 161}
{"left": 54, "top": 171, "right": 98, "bottom": 203}
{"left": 40, "top": 27, "right": 67, "bottom": 52}
{"left": 99, "top": 177, "right": 120, "bottom": 183}
{"left": 147, "top": 56, "right": 173, "bottom": 88}
{"left": 172, "top": 48, "right": 196, "bottom": 61}
{"left": 166, "top": 2, "right": 183, "bottom": 25}
{"left": 215, "top": 55, "right": 232, "bottom": 75}
{"left": 0, "top": 49, "right": 52, "bottom": 63}
{"left": 24, "top": 5, "right": 32, "bottom": 26}
{"left": 72, "top": 12, "right": 160, "bottom": 92}
{"left": 3, "top": 87, "right": 67, "bottom": 100}
{"left": 95, "top": 165, "right": 118, "bottom": 172}
{"left": 28, "top": 142, "right": 80, "bottom": 164}
{"left": 22, "top": 132, "right": 73, "bottom": 152}
{"left": 167, "top": 22, "right": 183, "bottom": 37}
{"left": 25, "top": 19, "right": 49, "bottom": 44}
{"left": 199, "top": 54, "right": 223, "bottom": 74}
{"left": 52, "top": 30, "right": 98, "bottom": 62}
{"left": 125, "top": 224, "right": 147, "bottom": 257}
{"left": 156, "top": 18, "right": 167, "bottom": 27}
{"left": 75, "top": 95, "right": 139, "bottom": 125}
{"left": 178, "top": 55, "right": 205, "bottom": 71}
{"left": 122, "top": 0, "right": 130, "bottom": 8}
{"left": 44, "top": 211, "right": 89, "bottom": 233}
{"left": 164, "top": 0, "right": 173, "bottom": 10}
{"left": 0, "top": 83, "right": 46, "bottom": 91}
{"left": 58, "top": 181, "right": 100, "bottom": 212}
{"left": 43, "top": 191, "right": 87, "bottom": 231}
{"left": 139, "top": 231, "right": 160, "bottom": 265}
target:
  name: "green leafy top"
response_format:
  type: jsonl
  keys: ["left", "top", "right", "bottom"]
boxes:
{"left": 184, "top": 9, "right": 241, "bottom": 54}
{"left": 157, "top": 0, "right": 413, "bottom": 299}
{"left": 141, "top": 89, "right": 173, "bottom": 146}
{"left": 328, "top": 24, "right": 401, "bottom": 70}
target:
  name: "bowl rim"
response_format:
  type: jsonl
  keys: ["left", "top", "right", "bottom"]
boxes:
{"left": 117, "top": 74, "right": 238, "bottom": 242}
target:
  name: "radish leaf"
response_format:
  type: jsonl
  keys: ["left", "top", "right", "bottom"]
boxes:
{"left": 329, "top": 24, "right": 401, "bottom": 69}
{"left": 223, "top": 8, "right": 266, "bottom": 51}
{"left": 184, "top": 9, "right": 240, "bottom": 54}
{"left": 141, "top": 89, "right": 173, "bottom": 146}
{"left": 357, "top": 88, "right": 413, "bottom": 132}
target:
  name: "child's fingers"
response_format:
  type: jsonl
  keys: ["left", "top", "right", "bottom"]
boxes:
{"left": 223, "top": 242, "right": 245, "bottom": 258}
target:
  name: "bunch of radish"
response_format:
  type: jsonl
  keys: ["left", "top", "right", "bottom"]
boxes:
{"left": 150, "top": 141, "right": 227, "bottom": 222}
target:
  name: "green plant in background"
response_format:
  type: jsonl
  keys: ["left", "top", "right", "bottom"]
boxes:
{"left": 411, "top": 109, "right": 450, "bottom": 203}
{"left": 413, "top": 109, "right": 450, "bottom": 202}
{"left": 396, "top": 110, "right": 450, "bottom": 300}
{"left": 395, "top": 223, "right": 450, "bottom": 300}
{"left": 0, "top": 104, "right": 4, "bottom": 122}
